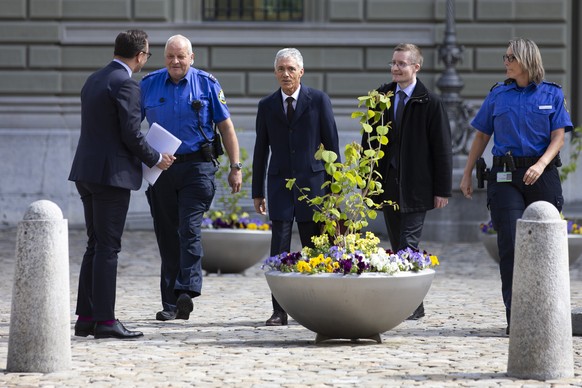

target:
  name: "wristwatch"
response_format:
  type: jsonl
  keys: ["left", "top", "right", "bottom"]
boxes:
{"left": 230, "top": 162, "right": 243, "bottom": 170}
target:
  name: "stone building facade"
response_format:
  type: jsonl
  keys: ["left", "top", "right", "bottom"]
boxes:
{"left": 0, "top": 0, "right": 579, "bottom": 241}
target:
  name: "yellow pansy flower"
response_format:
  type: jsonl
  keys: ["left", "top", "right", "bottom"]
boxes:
{"left": 296, "top": 261, "right": 312, "bottom": 273}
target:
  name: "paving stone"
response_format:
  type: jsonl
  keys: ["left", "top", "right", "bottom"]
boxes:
{"left": 0, "top": 228, "right": 581, "bottom": 386}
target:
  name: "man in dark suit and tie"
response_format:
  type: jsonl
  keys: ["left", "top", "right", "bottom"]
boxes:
{"left": 69, "top": 30, "right": 175, "bottom": 339}
{"left": 252, "top": 48, "right": 340, "bottom": 326}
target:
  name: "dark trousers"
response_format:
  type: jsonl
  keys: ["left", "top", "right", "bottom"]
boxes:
{"left": 270, "top": 219, "right": 320, "bottom": 312}
{"left": 145, "top": 161, "right": 217, "bottom": 312}
{"left": 382, "top": 167, "right": 427, "bottom": 251}
{"left": 488, "top": 166, "right": 563, "bottom": 325}
{"left": 75, "top": 181, "right": 131, "bottom": 321}
{"left": 382, "top": 208, "right": 427, "bottom": 252}
{"left": 382, "top": 167, "right": 427, "bottom": 316}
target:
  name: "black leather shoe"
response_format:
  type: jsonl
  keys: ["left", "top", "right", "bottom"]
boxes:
{"left": 176, "top": 293, "right": 193, "bottom": 320}
{"left": 156, "top": 310, "right": 176, "bottom": 321}
{"left": 406, "top": 302, "right": 425, "bottom": 320}
{"left": 506, "top": 325, "right": 510, "bottom": 335}
{"left": 74, "top": 320, "right": 95, "bottom": 337}
{"left": 94, "top": 320, "right": 143, "bottom": 339}
{"left": 266, "top": 311, "right": 288, "bottom": 326}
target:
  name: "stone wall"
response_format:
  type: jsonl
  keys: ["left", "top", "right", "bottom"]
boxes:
{"left": 0, "top": 0, "right": 579, "bottom": 242}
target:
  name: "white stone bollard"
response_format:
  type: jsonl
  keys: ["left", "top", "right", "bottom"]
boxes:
{"left": 7, "top": 200, "right": 71, "bottom": 372}
{"left": 507, "top": 201, "right": 573, "bottom": 380}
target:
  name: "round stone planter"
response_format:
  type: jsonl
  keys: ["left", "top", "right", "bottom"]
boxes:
{"left": 478, "top": 233, "right": 500, "bottom": 263}
{"left": 479, "top": 233, "right": 582, "bottom": 266}
{"left": 265, "top": 269, "right": 435, "bottom": 343}
{"left": 569, "top": 235, "right": 582, "bottom": 265}
{"left": 201, "top": 229, "right": 271, "bottom": 273}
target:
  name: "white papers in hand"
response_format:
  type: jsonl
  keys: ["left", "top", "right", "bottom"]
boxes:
{"left": 142, "top": 122, "right": 181, "bottom": 185}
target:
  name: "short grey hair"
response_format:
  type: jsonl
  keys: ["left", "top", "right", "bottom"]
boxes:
{"left": 274, "top": 48, "right": 304, "bottom": 69}
{"left": 165, "top": 34, "right": 193, "bottom": 55}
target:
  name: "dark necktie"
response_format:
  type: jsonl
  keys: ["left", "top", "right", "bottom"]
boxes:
{"left": 391, "top": 90, "right": 406, "bottom": 168}
{"left": 286, "top": 96, "right": 294, "bottom": 122}
{"left": 395, "top": 90, "right": 406, "bottom": 130}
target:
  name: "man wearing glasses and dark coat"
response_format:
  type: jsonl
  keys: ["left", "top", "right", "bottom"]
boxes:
{"left": 361, "top": 43, "right": 453, "bottom": 320}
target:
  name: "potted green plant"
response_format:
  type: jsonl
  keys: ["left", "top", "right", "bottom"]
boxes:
{"left": 262, "top": 90, "right": 439, "bottom": 343}
{"left": 201, "top": 146, "right": 272, "bottom": 274}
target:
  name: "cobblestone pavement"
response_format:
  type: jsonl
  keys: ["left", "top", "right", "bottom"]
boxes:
{"left": 0, "top": 227, "right": 581, "bottom": 387}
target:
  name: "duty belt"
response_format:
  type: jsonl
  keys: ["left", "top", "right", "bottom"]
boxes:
{"left": 492, "top": 156, "right": 558, "bottom": 169}
{"left": 476, "top": 153, "right": 561, "bottom": 188}
{"left": 174, "top": 150, "right": 207, "bottom": 163}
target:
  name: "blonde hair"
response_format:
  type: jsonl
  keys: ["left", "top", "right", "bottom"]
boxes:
{"left": 393, "top": 43, "right": 424, "bottom": 67}
{"left": 508, "top": 38, "right": 545, "bottom": 84}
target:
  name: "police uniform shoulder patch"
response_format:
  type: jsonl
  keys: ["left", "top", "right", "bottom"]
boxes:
{"left": 543, "top": 81, "right": 563, "bottom": 88}
{"left": 141, "top": 72, "right": 156, "bottom": 81}
{"left": 218, "top": 89, "right": 226, "bottom": 104}
{"left": 141, "top": 68, "right": 164, "bottom": 80}
{"left": 489, "top": 82, "right": 504, "bottom": 92}
{"left": 199, "top": 69, "right": 218, "bottom": 83}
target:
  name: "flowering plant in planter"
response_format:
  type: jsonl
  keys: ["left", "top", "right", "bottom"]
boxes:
{"left": 479, "top": 220, "right": 496, "bottom": 235}
{"left": 263, "top": 231, "right": 438, "bottom": 275}
{"left": 567, "top": 220, "right": 582, "bottom": 234}
{"left": 202, "top": 210, "right": 271, "bottom": 231}
{"left": 203, "top": 147, "right": 271, "bottom": 231}
{"left": 263, "top": 90, "right": 438, "bottom": 274}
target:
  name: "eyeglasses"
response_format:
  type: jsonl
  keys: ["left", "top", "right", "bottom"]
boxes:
{"left": 141, "top": 51, "right": 152, "bottom": 59}
{"left": 502, "top": 54, "right": 516, "bottom": 63}
{"left": 388, "top": 62, "right": 415, "bottom": 69}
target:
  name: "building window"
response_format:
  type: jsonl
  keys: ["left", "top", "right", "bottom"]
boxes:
{"left": 203, "top": 0, "right": 303, "bottom": 21}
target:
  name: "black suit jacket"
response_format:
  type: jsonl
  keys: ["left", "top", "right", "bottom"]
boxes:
{"left": 252, "top": 85, "right": 340, "bottom": 222}
{"left": 69, "top": 61, "right": 159, "bottom": 190}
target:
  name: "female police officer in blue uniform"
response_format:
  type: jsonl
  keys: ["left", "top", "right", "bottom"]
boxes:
{"left": 460, "top": 38, "right": 573, "bottom": 334}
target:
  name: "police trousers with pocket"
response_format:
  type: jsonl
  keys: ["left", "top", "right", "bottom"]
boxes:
{"left": 487, "top": 165, "right": 563, "bottom": 325}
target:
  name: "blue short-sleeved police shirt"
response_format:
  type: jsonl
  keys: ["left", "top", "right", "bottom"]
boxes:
{"left": 140, "top": 67, "right": 230, "bottom": 154}
{"left": 471, "top": 80, "right": 573, "bottom": 157}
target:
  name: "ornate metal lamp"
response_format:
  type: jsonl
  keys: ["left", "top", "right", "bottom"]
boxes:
{"left": 436, "top": 0, "right": 473, "bottom": 154}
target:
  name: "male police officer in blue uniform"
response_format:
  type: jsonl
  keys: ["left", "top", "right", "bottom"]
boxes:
{"left": 141, "top": 34, "right": 242, "bottom": 321}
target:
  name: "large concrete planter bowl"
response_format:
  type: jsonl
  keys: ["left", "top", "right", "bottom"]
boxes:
{"left": 201, "top": 229, "right": 271, "bottom": 273}
{"left": 265, "top": 269, "right": 435, "bottom": 343}
{"left": 569, "top": 235, "right": 582, "bottom": 265}
{"left": 479, "top": 233, "right": 582, "bottom": 266}
{"left": 478, "top": 233, "right": 500, "bottom": 263}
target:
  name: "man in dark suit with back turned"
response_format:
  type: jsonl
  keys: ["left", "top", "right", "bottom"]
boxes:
{"left": 69, "top": 30, "right": 175, "bottom": 339}
{"left": 252, "top": 48, "right": 340, "bottom": 326}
